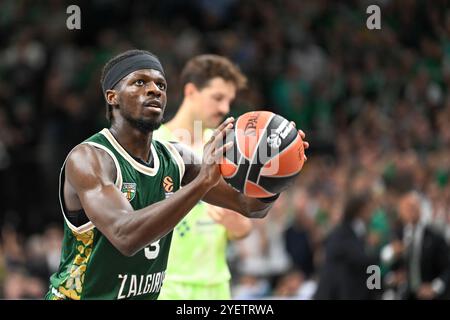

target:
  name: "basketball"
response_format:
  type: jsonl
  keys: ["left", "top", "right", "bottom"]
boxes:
{"left": 220, "top": 111, "right": 305, "bottom": 198}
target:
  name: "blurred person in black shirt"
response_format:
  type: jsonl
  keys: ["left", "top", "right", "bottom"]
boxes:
{"left": 381, "top": 191, "right": 450, "bottom": 300}
{"left": 314, "top": 191, "right": 379, "bottom": 300}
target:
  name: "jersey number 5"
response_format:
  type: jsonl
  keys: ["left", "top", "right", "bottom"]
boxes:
{"left": 144, "top": 240, "right": 160, "bottom": 259}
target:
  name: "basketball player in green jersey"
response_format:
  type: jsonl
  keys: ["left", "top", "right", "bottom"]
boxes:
{"left": 155, "top": 55, "right": 252, "bottom": 300}
{"left": 45, "top": 49, "right": 309, "bottom": 300}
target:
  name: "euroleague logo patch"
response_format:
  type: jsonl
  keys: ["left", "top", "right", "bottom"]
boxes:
{"left": 163, "top": 176, "right": 174, "bottom": 193}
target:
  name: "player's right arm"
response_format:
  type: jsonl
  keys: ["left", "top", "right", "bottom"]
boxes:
{"left": 64, "top": 120, "right": 233, "bottom": 257}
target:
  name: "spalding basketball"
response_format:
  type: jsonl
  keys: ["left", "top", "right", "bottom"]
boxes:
{"left": 220, "top": 111, "right": 305, "bottom": 198}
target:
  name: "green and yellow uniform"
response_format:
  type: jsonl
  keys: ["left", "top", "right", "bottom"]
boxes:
{"left": 46, "top": 128, "right": 185, "bottom": 300}
{"left": 154, "top": 125, "right": 231, "bottom": 300}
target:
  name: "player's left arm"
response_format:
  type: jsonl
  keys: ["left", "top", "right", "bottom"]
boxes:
{"left": 171, "top": 130, "right": 308, "bottom": 219}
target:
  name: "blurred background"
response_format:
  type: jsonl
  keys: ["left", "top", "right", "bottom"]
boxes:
{"left": 0, "top": 0, "right": 449, "bottom": 299}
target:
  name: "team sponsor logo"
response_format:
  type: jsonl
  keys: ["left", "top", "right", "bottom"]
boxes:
{"left": 121, "top": 182, "right": 137, "bottom": 202}
{"left": 244, "top": 114, "right": 259, "bottom": 136}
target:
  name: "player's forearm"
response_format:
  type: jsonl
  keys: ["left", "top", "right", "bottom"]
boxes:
{"left": 235, "top": 190, "right": 282, "bottom": 218}
{"left": 203, "top": 180, "right": 276, "bottom": 218}
{"left": 225, "top": 216, "right": 253, "bottom": 240}
{"left": 114, "top": 176, "right": 211, "bottom": 256}
{"left": 240, "top": 196, "right": 275, "bottom": 218}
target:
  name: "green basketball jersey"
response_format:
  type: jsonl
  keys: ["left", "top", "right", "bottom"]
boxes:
{"left": 154, "top": 125, "right": 230, "bottom": 288}
{"left": 48, "top": 128, "right": 185, "bottom": 300}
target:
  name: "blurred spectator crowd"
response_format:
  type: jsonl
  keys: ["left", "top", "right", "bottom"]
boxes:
{"left": 0, "top": 0, "right": 449, "bottom": 299}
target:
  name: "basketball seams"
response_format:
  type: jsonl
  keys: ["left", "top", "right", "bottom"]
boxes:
{"left": 258, "top": 173, "right": 299, "bottom": 193}
{"left": 243, "top": 113, "right": 275, "bottom": 196}
{"left": 245, "top": 180, "right": 274, "bottom": 197}
{"left": 234, "top": 116, "right": 247, "bottom": 161}
{"left": 252, "top": 115, "right": 291, "bottom": 185}
{"left": 221, "top": 156, "right": 241, "bottom": 179}
{"left": 222, "top": 129, "right": 242, "bottom": 179}
{"left": 223, "top": 111, "right": 304, "bottom": 197}
{"left": 260, "top": 169, "right": 301, "bottom": 179}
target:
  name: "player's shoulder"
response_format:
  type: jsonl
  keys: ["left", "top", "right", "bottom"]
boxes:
{"left": 68, "top": 143, "right": 112, "bottom": 163}
{"left": 65, "top": 143, "right": 116, "bottom": 179}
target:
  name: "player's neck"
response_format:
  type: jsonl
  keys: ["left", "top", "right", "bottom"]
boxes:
{"left": 109, "top": 121, "right": 153, "bottom": 163}
{"left": 166, "top": 102, "right": 201, "bottom": 146}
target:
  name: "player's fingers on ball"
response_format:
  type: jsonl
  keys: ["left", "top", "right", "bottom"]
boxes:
{"left": 212, "top": 123, "right": 233, "bottom": 149}
{"left": 212, "top": 141, "right": 233, "bottom": 162}
{"left": 204, "top": 156, "right": 212, "bottom": 165}
{"left": 303, "top": 141, "right": 309, "bottom": 149}
{"left": 207, "top": 121, "right": 231, "bottom": 153}
{"left": 290, "top": 121, "right": 296, "bottom": 128}
{"left": 221, "top": 122, "right": 234, "bottom": 136}
{"left": 204, "top": 150, "right": 216, "bottom": 165}
{"left": 222, "top": 140, "right": 234, "bottom": 152}
{"left": 213, "top": 117, "right": 234, "bottom": 137}
{"left": 298, "top": 129, "right": 306, "bottom": 139}
{"left": 204, "top": 134, "right": 215, "bottom": 148}
{"left": 214, "top": 141, "right": 233, "bottom": 160}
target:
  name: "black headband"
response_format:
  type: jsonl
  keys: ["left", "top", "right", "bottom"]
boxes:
{"left": 102, "top": 53, "right": 165, "bottom": 93}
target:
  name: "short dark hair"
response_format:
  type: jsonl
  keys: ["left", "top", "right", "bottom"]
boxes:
{"left": 180, "top": 54, "right": 247, "bottom": 91}
{"left": 100, "top": 49, "right": 160, "bottom": 122}
{"left": 342, "top": 192, "right": 372, "bottom": 223}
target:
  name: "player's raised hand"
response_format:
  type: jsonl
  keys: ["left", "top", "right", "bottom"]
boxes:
{"left": 298, "top": 129, "right": 309, "bottom": 162}
{"left": 290, "top": 121, "right": 309, "bottom": 162}
{"left": 200, "top": 117, "right": 235, "bottom": 188}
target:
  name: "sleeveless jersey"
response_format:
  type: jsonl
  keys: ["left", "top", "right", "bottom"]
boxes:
{"left": 154, "top": 125, "right": 230, "bottom": 286}
{"left": 48, "top": 128, "right": 185, "bottom": 300}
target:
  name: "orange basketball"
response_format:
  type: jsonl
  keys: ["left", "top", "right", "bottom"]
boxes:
{"left": 220, "top": 111, "right": 305, "bottom": 198}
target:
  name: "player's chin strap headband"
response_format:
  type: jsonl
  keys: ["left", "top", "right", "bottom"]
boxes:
{"left": 101, "top": 53, "right": 165, "bottom": 93}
